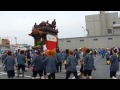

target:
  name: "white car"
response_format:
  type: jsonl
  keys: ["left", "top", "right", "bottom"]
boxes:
{"left": 14, "top": 46, "right": 28, "bottom": 51}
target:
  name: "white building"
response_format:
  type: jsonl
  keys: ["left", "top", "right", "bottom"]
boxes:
{"left": 86, "top": 11, "right": 120, "bottom": 36}
{"left": 58, "top": 11, "right": 120, "bottom": 50}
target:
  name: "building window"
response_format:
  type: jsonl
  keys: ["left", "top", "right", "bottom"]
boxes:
{"left": 6, "top": 43, "right": 9, "bottom": 45}
{"left": 108, "top": 29, "right": 112, "bottom": 34}
{"left": 108, "top": 38, "right": 112, "bottom": 40}
{"left": 67, "top": 40, "right": 71, "bottom": 42}
{"left": 113, "top": 21, "right": 116, "bottom": 24}
{"left": 80, "top": 40, "right": 84, "bottom": 42}
{"left": 94, "top": 39, "right": 98, "bottom": 41}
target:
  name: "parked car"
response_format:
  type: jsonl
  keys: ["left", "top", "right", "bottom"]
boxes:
{"left": 14, "top": 46, "right": 28, "bottom": 51}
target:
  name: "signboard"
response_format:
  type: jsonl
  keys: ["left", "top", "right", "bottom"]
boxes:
{"left": 46, "top": 34, "right": 57, "bottom": 50}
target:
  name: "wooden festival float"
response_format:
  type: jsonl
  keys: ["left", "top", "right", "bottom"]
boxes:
{"left": 29, "top": 19, "right": 59, "bottom": 51}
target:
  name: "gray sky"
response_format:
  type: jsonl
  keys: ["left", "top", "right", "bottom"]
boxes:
{"left": 0, "top": 11, "right": 119, "bottom": 46}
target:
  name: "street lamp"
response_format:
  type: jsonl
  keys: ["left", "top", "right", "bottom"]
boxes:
{"left": 82, "top": 26, "right": 89, "bottom": 37}
{"left": 86, "top": 29, "right": 89, "bottom": 36}
{"left": 82, "top": 26, "right": 85, "bottom": 37}
{"left": 82, "top": 26, "right": 86, "bottom": 47}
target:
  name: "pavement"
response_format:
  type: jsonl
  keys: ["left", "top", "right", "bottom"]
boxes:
{"left": 0, "top": 55, "right": 120, "bottom": 79}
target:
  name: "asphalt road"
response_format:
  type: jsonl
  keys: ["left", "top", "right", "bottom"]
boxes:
{"left": 0, "top": 55, "right": 120, "bottom": 79}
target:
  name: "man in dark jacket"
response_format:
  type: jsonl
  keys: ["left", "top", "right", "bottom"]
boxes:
{"left": 43, "top": 50, "right": 58, "bottom": 79}
{"left": 2, "top": 52, "right": 7, "bottom": 63}
{"left": 31, "top": 50, "right": 44, "bottom": 79}
{"left": 4, "top": 51, "right": 16, "bottom": 79}
{"left": 84, "top": 49, "right": 96, "bottom": 79}
{"left": 26, "top": 50, "right": 31, "bottom": 68}
{"left": 74, "top": 49, "right": 80, "bottom": 60}
{"left": 65, "top": 50, "right": 79, "bottom": 79}
{"left": 56, "top": 49, "right": 63, "bottom": 72}
{"left": 2, "top": 52, "right": 7, "bottom": 71}
{"left": 110, "top": 48, "right": 119, "bottom": 79}
{"left": 16, "top": 50, "right": 26, "bottom": 77}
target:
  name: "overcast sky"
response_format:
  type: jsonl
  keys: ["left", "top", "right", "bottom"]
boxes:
{"left": 0, "top": 11, "right": 119, "bottom": 46}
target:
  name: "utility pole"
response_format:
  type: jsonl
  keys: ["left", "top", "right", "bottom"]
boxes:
{"left": 82, "top": 26, "right": 86, "bottom": 47}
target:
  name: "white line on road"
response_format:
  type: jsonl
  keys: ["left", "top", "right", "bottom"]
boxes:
{"left": 0, "top": 71, "right": 41, "bottom": 79}
{"left": 55, "top": 74, "right": 65, "bottom": 78}
{"left": 117, "top": 71, "right": 120, "bottom": 75}
{"left": 0, "top": 73, "right": 6, "bottom": 75}
{"left": 0, "top": 65, "right": 3, "bottom": 67}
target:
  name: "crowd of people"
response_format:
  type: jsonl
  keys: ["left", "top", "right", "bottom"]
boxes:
{"left": 0, "top": 47, "right": 120, "bottom": 79}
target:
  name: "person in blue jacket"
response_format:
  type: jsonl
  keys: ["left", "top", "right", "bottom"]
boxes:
{"left": 110, "top": 48, "right": 119, "bottom": 79}
{"left": 16, "top": 50, "right": 26, "bottom": 77}
{"left": 43, "top": 50, "right": 58, "bottom": 79}
{"left": 65, "top": 50, "right": 79, "bottom": 79}
{"left": 31, "top": 50, "right": 44, "bottom": 79}
{"left": 84, "top": 49, "right": 96, "bottom": 79}
{"left": 4, "top": 51, "right": 16, "bottom": 79}
{"left": 100, "top": 48, "right": 105, "bottom": 59}
{"left": 56, "top": 49, "right": 63, "bottom": 72}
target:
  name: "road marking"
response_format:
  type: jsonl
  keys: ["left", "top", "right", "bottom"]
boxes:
{"left": 55, "top": 74, "right": 65, "bottom": 78}
{"left": 0, "top": 71, "right": 40, "bottom": 79}
{"left": 0, "top": 73, "right": 6, "bottom": 75}
{"left": 0, "top": 65, "right": 3, "bottom": 67}
{"left": 117, "top": 71, "right": 120, "bottom": 75}
{"left": 0, "top": 72, "right": 7, "bottom": 74}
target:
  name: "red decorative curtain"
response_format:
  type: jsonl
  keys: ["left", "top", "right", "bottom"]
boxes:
{"left": 46, "top": 34, "right": 58, "bottom": 50}
{"left": 46, "top": 41, "right": 57, "bottom": 50}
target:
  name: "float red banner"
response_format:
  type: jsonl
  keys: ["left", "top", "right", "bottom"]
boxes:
{"left": 46, "top": 41, "right": 57, "bottom": 50}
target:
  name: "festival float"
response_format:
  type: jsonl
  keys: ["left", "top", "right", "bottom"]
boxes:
{"left": 29, "top": 19, "right": 59, "bottom": 51}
